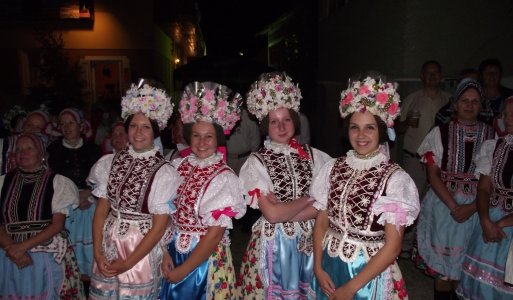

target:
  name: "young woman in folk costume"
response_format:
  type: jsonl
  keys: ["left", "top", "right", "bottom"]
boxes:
{"left": 456, "top": 97, "right": 513, "bottom": 299}
{"left": 235, "top": 72, "right": 331, "bottom": 299}
{"left": 309, "top": 77, "right": 420, "bottom": 300}
{"left": 0, "top": 133, "right": 84, "bottom": 299}
{"left": 414, "top": 79, "right": 494, "bottom": 299}
{"left": 160, "top": 81, "right": 246, "bottom": 300}
{"left": 87, "top": 81, "right": 181, "bottom": 299}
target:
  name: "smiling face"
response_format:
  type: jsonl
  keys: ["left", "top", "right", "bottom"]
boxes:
{"left": 128, "top": 113, "right": 155, "bottom": 151}
{"left": 59, "top": 112, "right": 82, "bottom": 142}
{"left": 454, "top": 88, "right": 481, "bottom": 123}
{"left": 348, "top": 110, "right": 380, "bottom": 156}
{"left": 15, "top": 135, "right": 43, "bottom": 172}
{"left": 267, "top": 107, "right": 295, "bottom": 145}
{"left": 190, "top": 121, "right": 217, "bottom": 159}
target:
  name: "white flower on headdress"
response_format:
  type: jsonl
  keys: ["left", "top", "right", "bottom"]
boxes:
{"left": 121, "top": 83, "right": 174, "bottom": 130}
{"left": 339, "top": 77, "right": 401, "bottom": 127}
{"left": 179, "top": 82, "right": 242, "bottom": 132}
{"left": 246, "top": 72, "right": 302, "bottom": 121}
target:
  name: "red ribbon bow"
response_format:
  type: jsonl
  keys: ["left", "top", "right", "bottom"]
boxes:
{"left": 211, "top": 207, "right": 237, "bottom": 220}
{"left": 288, "top": 138, "right": 310, "bottom": 160}
{"left": 248, "top": 188, "right": 261, "bottom": 207}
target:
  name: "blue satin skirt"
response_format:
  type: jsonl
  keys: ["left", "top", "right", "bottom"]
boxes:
{"left": 160, "top": 236, "right": 208, "bottom": 300}
{"left": 309, "top": 249, "right": 392, "bottom": 300}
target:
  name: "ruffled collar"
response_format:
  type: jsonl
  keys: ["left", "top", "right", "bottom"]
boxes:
{"left": 346, "top": 150, "right": 388, "bottom": 171}
{"left": 264, "top": 139, "right": 294, "bottom": 155}
{"left": 127, "top": 144, "right": 159, "bottom": 159}
{"left": 187, "top": 152, "right": 223, "bottom": 168}
{"left": 62, "top": 138, "right": 83, "bottom": 149}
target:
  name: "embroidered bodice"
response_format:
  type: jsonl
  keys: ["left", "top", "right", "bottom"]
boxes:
{"left": 490, "top": 136, "right": 513, "bottom": 212}
{"left": 105, "top": 147, "right": 166, "bottom": 237}
{"left": 0, "top": 168, "right": 55, "bottom": 242}
{"left": 172, "top": 155, "right": 232, "bottom": 253}
{"left": 439, "top": 121, "right": 494, "bottom": 194}
{"left": 252, "top": 143, "right": 315, "bottom": 254}
{"left": 324, "top": 156, "right": 400, "bottom": 262}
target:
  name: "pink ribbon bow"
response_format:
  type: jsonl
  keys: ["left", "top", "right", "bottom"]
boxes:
{"left": 211, "top": 207, "right": 237, "bottom": 220}
{"left": 379, "top": 203, "right": 408, "bottom": 232}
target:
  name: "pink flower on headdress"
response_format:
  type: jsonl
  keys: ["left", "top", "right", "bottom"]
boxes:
{"left": 217, "top": 109, "right": 226, "bottom": 119}
{"left": 376, "top": 92, "right": 389, "bottom": 104}
{"left": 342, "top": 92, "right": 353, "bottom": 105}
{"left": 388, "top": 102, "right": 399, "bottom": 115}
{"left": 275, "top": 84, "right": 283, "bottom": 92}
{"left": 204, "top": 89, "right": 215, "bottom": 101}
{"left": 359, "top": 85, "right": 370, "bottom": 95}
{"left": 218, "top": 99, "right": 226, "bottom": 108}
{"left": 201, "top": 104, "right": 210, "bottom": 115}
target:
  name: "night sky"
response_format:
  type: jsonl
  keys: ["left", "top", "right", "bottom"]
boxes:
{"left": 196, "top": 0, "right": 297, "bottom": 56}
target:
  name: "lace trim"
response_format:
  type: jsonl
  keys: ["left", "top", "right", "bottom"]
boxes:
{"left": 252, "top": 217, "right": 314, "bottom": 255}
{"left": 127, "top": 144, "right": 159, "bottom": 158}
{"left": 323, "top": 228, "right": 385, "bottom": 262}
{"left": 62, "top": 138, "right": 83, "bottom": 149}
{"left": 263, "top": 139, "right": 295, "bottom": 155}
{"left": 187, "top": 152, "right": 223, "bottom": 167}
{"left": 345, "top": 150, "right": 388, "bottom": 170}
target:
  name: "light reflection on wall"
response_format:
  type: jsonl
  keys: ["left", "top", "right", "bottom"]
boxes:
{"left": 170, "top": 21, "right": 205, "bottom": 68}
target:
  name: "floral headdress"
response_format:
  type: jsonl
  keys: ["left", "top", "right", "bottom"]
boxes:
{"left": 121, "top": 80, "right": 174, "bottom": 130}
{"left": 179, "top": 81, "right": 242, "bottom": 133}
{"left": 246, "top": 72, "right": 302, "bottom": 122}
{"left": 339, "top": 77, "right": 401, "bottom": 127}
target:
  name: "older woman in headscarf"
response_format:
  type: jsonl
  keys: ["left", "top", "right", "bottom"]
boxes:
{"left": 0, "top": 133, "right": 84, "bottom": 299}
{"left": 415, "top": 79, "right": 494, "bottom": 299}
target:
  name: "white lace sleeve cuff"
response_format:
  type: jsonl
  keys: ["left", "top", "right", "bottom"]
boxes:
{"left": 310, "top": 159, "right": 336, "bottom": 211}
{"left": 473, "top": 139, "right": 497, "bottom": 178}
{"left": 87, "top": 154, "right": 114, "bottom": 199}
{"left": 372, "top": 169, "right": 420, "bottom": 232}
{"left": 418, "top": 127, "right": 443, "bottom": 167}
{"left": 148, "top": 164, "right": 182, "bottom": 215}
{"left": 239, "top": 155, "right": 272, "bottom": 209}
{"left": 52, "top": 175, "right": 79, "bottom": 215}
{"left": 199, "top": 171, "right": 246, "bottom": 229}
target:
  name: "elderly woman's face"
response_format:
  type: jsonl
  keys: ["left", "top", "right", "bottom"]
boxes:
{"left": 59, "top": 113, "right": 82, "bottom": 141}
{"left": 190, "top": 121, "right": 217, "bottom": 159}
{"left": 23, "top": 114, "right": 46, "bottom": 133}
{"left": 15, "top": 136, "right": 43, "bottom": 172}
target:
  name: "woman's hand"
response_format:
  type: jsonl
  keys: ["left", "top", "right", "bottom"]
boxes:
{"left": 5, "top": 242, "right": 29, "bottom": 262}
{"left": 481, "top": 219, "right": 506, "bottom": 243}
{"left": 94, "top": 252, "right": 112, "bottom": 277}
{"left": 103, "top": 258, "right": 131, "bottom": 277}
{"left": 79, "top": 190, "right": 93, "bottom": 210}
{"left": 13, "top": 253, "right": 33, "bottom": 269}
{"left": 329, "top": 283, "right": 357, "bottom": 300}
{"left": 314, "top": 268, "right": 336, "bottom": 298}
{"left": 163, "top": 265, "right": 188, "bottom": 283}
{"left": 450, "top": 204, "right": 475, "bottom": 223}
{"left": 161, "top": 251, "right": 175, "bottom": 279}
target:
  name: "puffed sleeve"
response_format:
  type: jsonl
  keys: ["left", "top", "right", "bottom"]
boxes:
{"left": 310, "top": 158, "right": 337, "bottom": 211}
{"left": 198, "top": 171, "right": 246, "bottom": 229}
{"left": 311, "top": 147, "right": 332, "bottom": 177}
{"left": 87, "top": 154, "right": 115, "bottom": 199}
{"left": 147, "top": 163, "right": 182, "bottom": 215}
{"left": 239, "top": 154, "right": 273, "bottom": 209}
{"left": 417, "top": 127, "right": 443, "bottom": 167}
{"left": 371, "top": 169, "right": 420, "bottom": 232}
{"left": 52, "top": 174, "right": 79, "bottom": 215}
{"left": 473, "top": 139, "right": 497, "bottom": 178}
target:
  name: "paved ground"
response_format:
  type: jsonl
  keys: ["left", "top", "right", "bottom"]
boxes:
{"left": 230, "top": 225, "right": 433, "bottom": 299}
